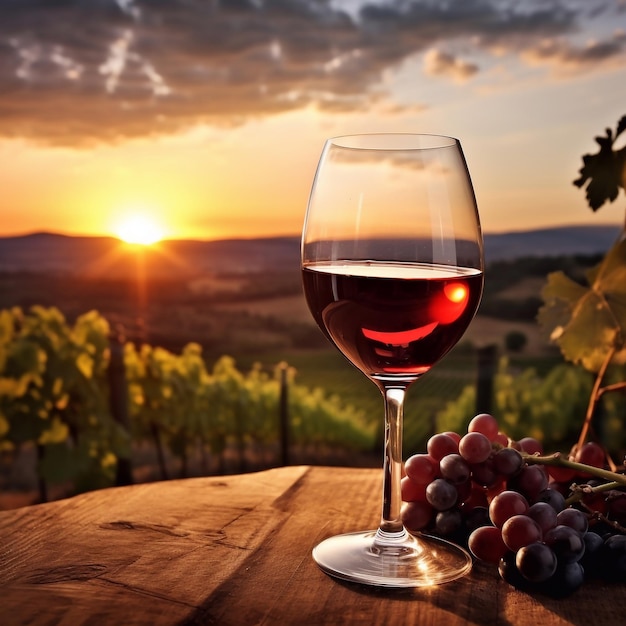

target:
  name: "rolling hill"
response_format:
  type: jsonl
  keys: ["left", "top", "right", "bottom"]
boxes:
{"left": 0, "top": 224, "right": 621, "bottom": 277}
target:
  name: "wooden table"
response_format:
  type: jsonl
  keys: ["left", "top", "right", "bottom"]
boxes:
{"left": 0, "top": 466, "right": 623, "bottom": 625}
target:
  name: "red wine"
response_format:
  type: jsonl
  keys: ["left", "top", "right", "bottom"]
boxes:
{"left": 302, "top": 261, "right": 483, "bottom": 381}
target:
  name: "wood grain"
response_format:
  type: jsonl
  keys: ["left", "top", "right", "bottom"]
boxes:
{"left": 0, "top": 466, "right": 624, "bottom": 626}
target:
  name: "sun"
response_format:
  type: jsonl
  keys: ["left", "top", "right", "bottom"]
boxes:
{"left": 115, "top": 214, "right": 165, "bottom": 245}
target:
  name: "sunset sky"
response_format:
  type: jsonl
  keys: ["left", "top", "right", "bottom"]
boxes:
{"left": 0, "top": 0, "right": 625, "bottom": 242}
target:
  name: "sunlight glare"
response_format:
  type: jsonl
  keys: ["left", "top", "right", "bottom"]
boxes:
{"left": 115, "top": 214, "right": 165, "bottom": 245}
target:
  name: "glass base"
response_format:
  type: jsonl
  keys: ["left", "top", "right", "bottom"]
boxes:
{"left": 312, "top": 529, "right": 472, "bottom": 588}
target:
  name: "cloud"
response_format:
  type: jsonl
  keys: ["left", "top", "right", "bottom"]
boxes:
{"left": 423, "top": 49, "right": 479, "bottom": 82}
{"left": 522, "top": 30, "right": 626, "bottom": 74}
{"left": 0, "top": 0, "right": 622, "bottom": 145}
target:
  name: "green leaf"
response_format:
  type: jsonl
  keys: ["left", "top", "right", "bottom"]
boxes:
{"left": 538, "top": 238, "right": 626, "bottom": 372}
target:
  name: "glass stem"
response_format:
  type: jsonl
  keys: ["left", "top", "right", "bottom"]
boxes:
{"left": 378, "top": 386, "right": 407, "bottom": 537}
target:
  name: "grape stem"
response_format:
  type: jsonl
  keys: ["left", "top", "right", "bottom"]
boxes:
{"left": 565, "top": 480, "right": 622, "bottom": 505}
{"left": 521, "top": 452, "right": 626, "bottom": 487}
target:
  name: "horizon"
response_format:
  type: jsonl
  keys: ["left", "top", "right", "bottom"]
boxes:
{"left": 0, "top": 1, "right": 625, "bottom": 241}
{"left": 0, "top": 221, "right": 622, "bottom": 244}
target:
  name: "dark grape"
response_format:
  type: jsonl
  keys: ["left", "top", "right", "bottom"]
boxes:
{"left": 548, "top": 562, "right": 585, "bottom": 597}
{"left": 463, "top": 505, "right": 491, "bottom": 533}
{"left": 515, "top": 542, "right": 557, "bottom": 583}
{"left": 439, "top": 453, "right": 471, "bottom": 485}
{"left": 543, "top": 525, "right": 585, "bottom": 564}
{"left": 455, "top": 478, "right": 472, "bottom": 503}
{"left": 580, "top": 531, "right": 604, "bottom": 576}
{"left": 534, "top": 487, "right": 566, "bottom": 513}
{"left": 601, "top": 534, "right": 626, "bottom": 582}
{"left": 401, "top": 500, "right": 433, "bottom": 532}
{"left": 607, "top": 491, "right": 626, "bottom": 523}
{"left": 498, "top": 551, "right": 536, "bottom": 592}
{"left": 435, "top": 509, "right": 463, "bottom": 536}
{"left": 426, "top": 478, "right": 458, "bottom": 511}
{"left": 492, "top": 447, "right": 523, "bottom": 477}
{"left": 508, "top": 465, "right": 548, "bottom": 501}
{"left": 527, "top": 502, "right": 558, "bottom": 534}
{"left": 556, "top": 508, "right": 588, "bottom": 536}
{"left": 470, "top": 458, "right": 499, "bottom": 488}
{"left": 462, "top": 484, "right": 489, "bottom": 510}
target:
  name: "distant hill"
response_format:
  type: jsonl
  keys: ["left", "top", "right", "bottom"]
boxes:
{"left": 0, "top": 225, "right": 621, "bottom": 277}
{"left": 484, "top": 225, "right": 621, "bottom": 262}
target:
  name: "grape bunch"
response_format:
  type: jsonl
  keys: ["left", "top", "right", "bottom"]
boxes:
{"left": 401, "top": 413, "right": 626, "bottom": 596}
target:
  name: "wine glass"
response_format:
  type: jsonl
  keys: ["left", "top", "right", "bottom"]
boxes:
{"left": 301, "top": 133, "right": 484, "bottom": 587}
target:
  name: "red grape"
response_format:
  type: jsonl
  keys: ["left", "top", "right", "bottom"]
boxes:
{"left": 547, "top": 464, "right": 577, "bottom": 483}
{"left": 467, "top": 413, "right": 499, "bottom": 441}
{"left": 427, "top": 433, "right": 459, "bottom": 461}
{"left": 405, "top": 453, "right": 439, "bottom": 485}
{"left": 459, "top": 432, "right": 492, "bottom": 464}
{"left": 493, "top": 431, "right": 509, "bottom": 447}
{"left": 574, "top": 442, "right": 605, "bottom": 476}
{"left": 399, "top": 413, "right": 616, "bottom": 598}
{"left": 489, "top": 490, "right": 529, "bottom": 528}
{"left": 502, "top": 515, "right": 543, "bottom": 551}
{"left": 468, "top": 526, "right": 508, "bottom": 564}
{"left": 442, "top": 431, "right": 462, "bottom": 445}
{"left": 517, "top": 437, "right": 543, "bottom": 455}
{"left": 401, "top": 476, "right": 427, "bottom": 502}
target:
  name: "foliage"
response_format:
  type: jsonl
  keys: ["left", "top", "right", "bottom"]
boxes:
{"left": 0, "top": 306, "right": 374, "bottom": 500}
{"left": 538, "top": 239, "right": 626, "bottom": 372}
{"left": 537, "top": 114, "right": 626, "bottom": 459}
{"left": 573, "top": 114, "right": 626, "bottom": 211}
{"left": 0, "top": 307, "right": 120, "bottom": 492}
{"left": 436, "top": 358, "right": 605, "bottom": 452}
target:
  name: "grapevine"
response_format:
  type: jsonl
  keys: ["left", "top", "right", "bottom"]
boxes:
{"left": 1, "top": 306, "right": 374, "bottom": 500}
{"left": 401, "top": 413, "right": 626, "bottom": 596}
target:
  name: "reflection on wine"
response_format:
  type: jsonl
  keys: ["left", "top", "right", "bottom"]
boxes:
{"left": 302, "top": 261, "right": 483, "bottom": 381}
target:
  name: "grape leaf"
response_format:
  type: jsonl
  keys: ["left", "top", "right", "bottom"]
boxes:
{"left": 573, "top": 114, "right": 626, "bottom": 211}
{"left": 538, "top": 237, "right": 626, "bottom": 372}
